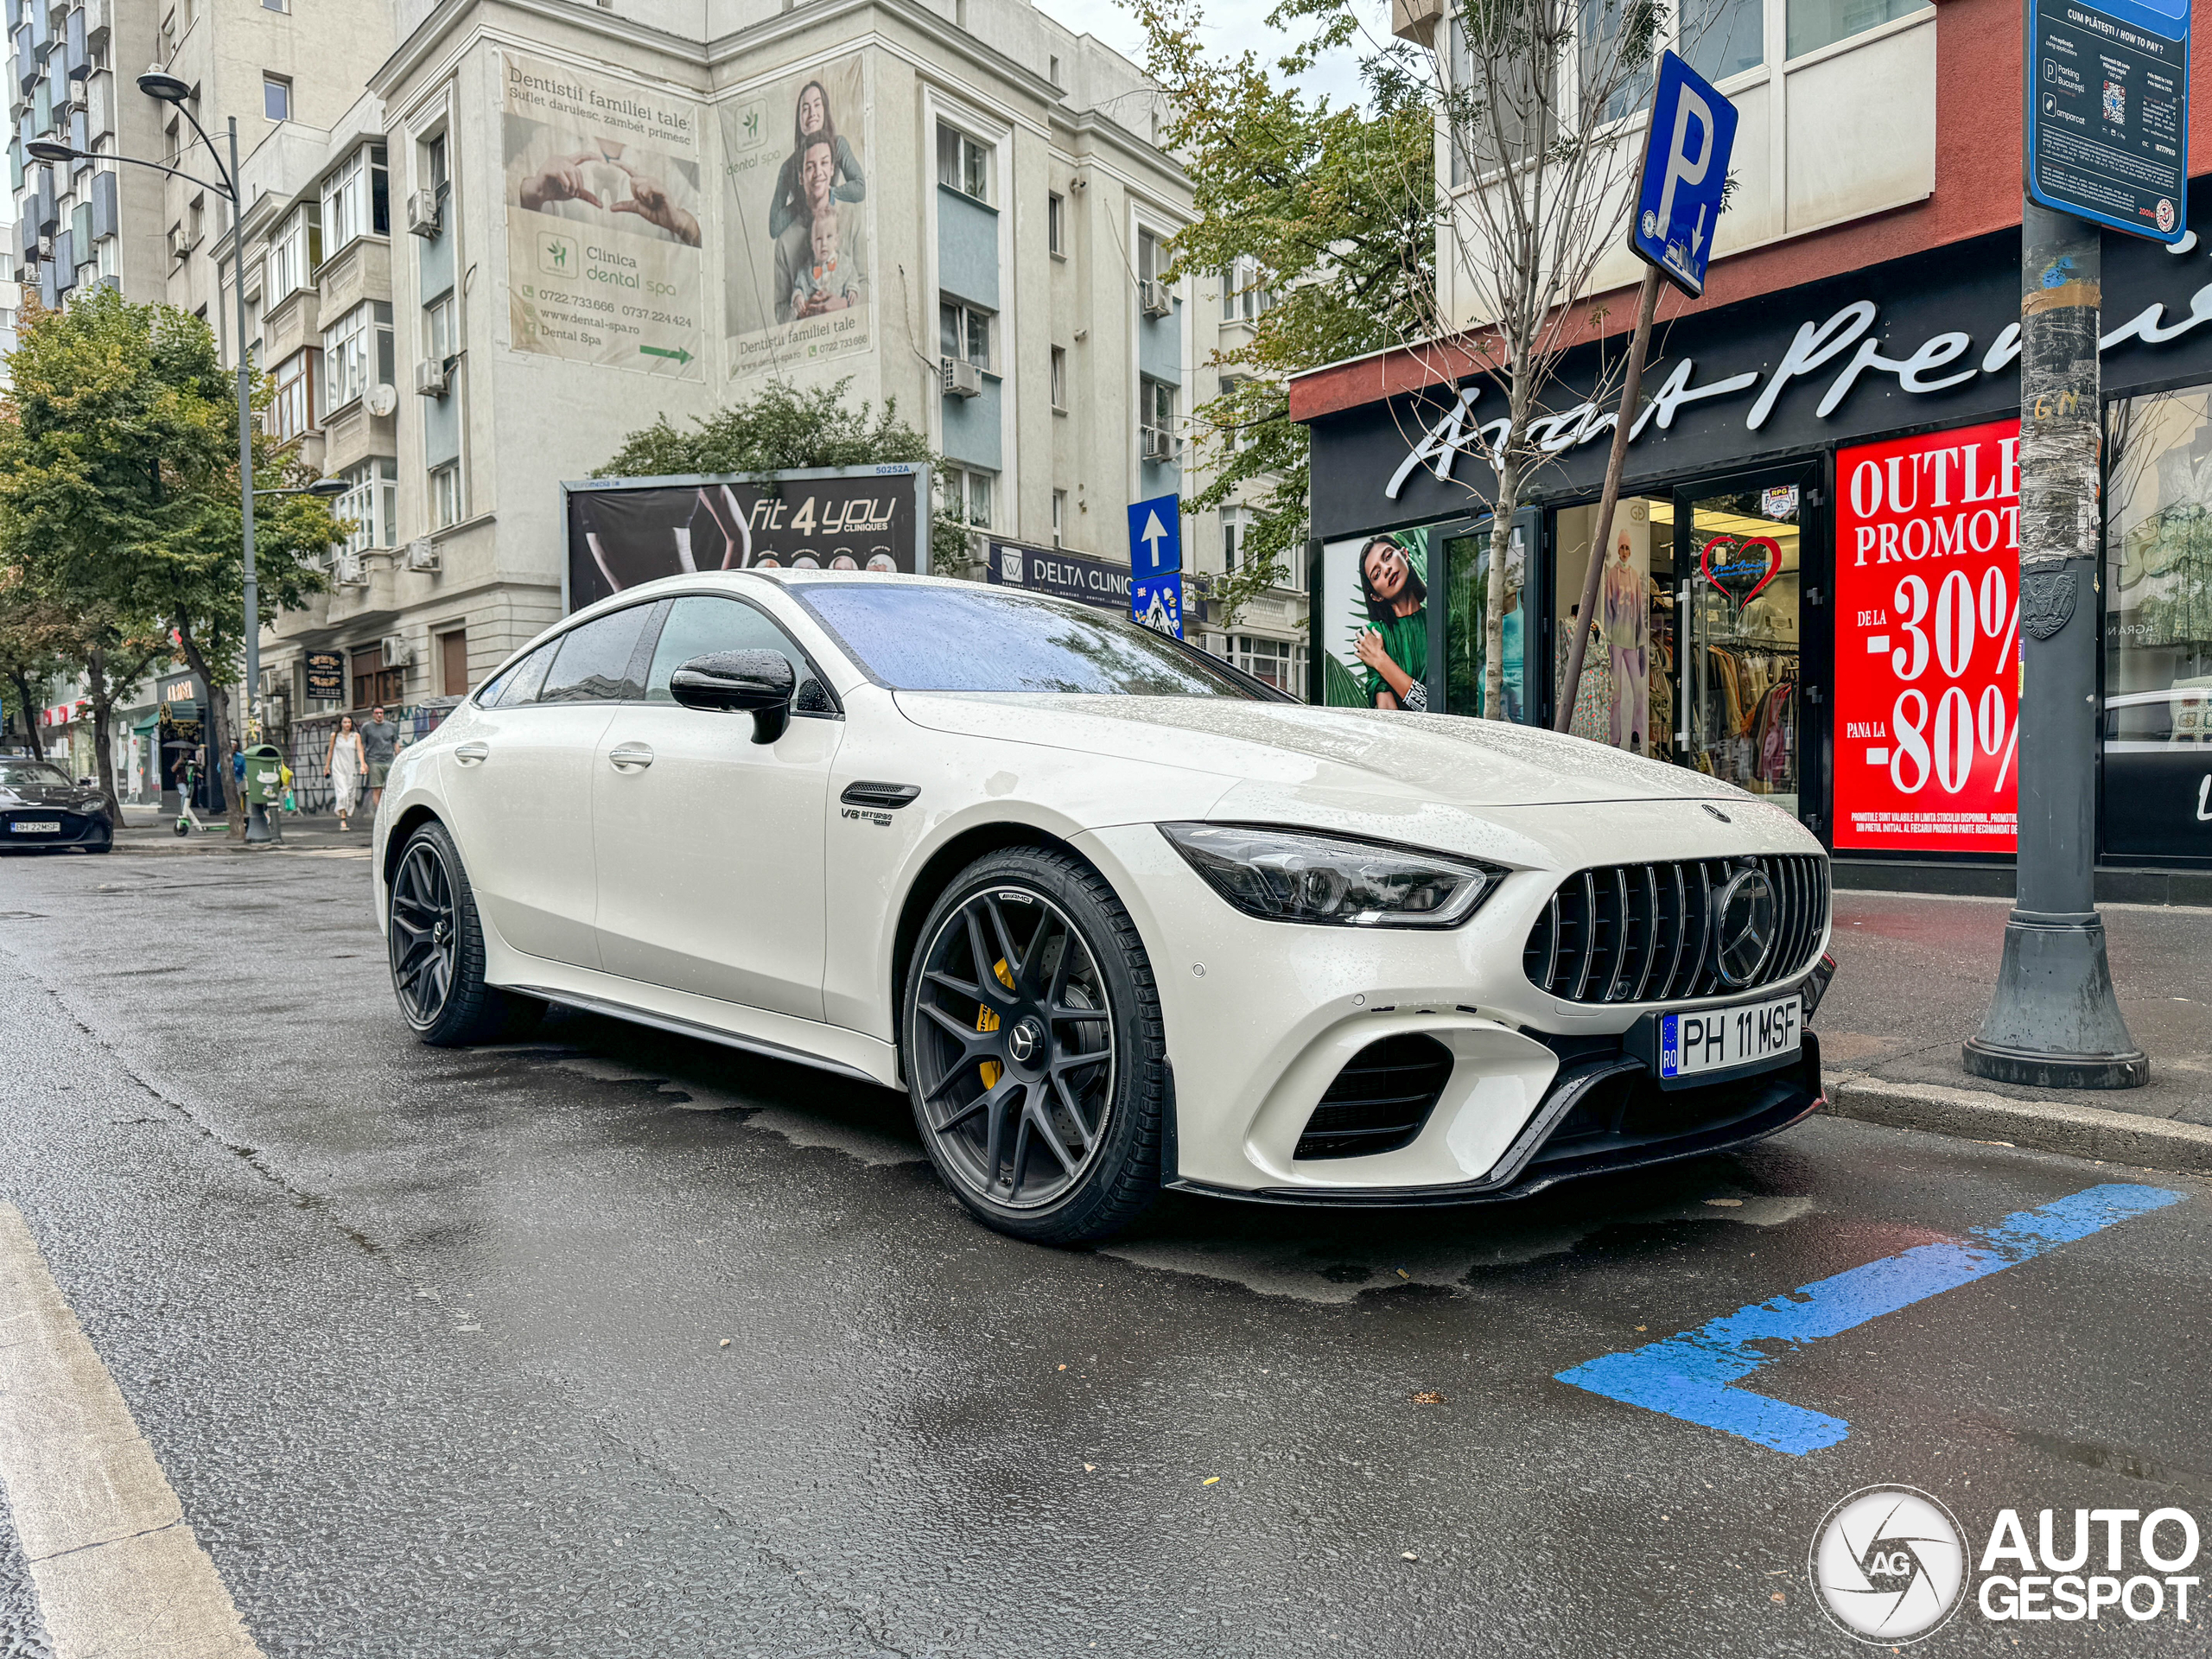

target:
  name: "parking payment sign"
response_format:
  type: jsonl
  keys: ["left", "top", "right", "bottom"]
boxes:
{"left": 1833, "top": 420, "right": 2021, "bottom": 854}
{"left": 1629, "top": 50, "right": 1739, "bottom": 297}
{"left": 2027, "top": 0, "right": 2189, "bottom": 244}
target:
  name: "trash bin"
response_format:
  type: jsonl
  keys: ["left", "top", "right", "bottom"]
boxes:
{"left": 242, "top": 744, "right": 285, "bottom": 844}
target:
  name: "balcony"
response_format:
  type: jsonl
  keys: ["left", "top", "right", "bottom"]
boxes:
{"left": 314, "top": 233, "right": 391, "bottom": 321}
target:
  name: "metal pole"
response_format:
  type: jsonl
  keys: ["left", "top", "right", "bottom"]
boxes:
{"left": 1555, "top": 265, "right": 1662, "bottom": 733}
{"left": 229, "top": 116, "right": 276, "bottom": 844}
{"left": 1961, "top": 193, "right": 2143, "bottom": 1087}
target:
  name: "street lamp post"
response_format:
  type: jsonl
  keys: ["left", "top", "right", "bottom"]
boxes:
{"left": 30, "top": 75, "right": 341, "bottom": 845}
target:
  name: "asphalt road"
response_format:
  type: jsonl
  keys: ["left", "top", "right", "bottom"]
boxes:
{"left": 1, "top": 842, "right": 2207, "bottom": 1657}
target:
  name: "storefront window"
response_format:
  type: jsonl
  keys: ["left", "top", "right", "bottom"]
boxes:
{"left": 2105, "top": 386, "right": 2212, "bottom": 863}
{"left": 1680, "top": 486, "right": 1802, "bottom": 813}
{"left": 1442, "top": 518, "right": 1530, "bottom": 720}
{"left": 1554, "top": 497, "right": 1675, "bottom": 760}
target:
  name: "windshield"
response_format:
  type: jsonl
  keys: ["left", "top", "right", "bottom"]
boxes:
{"left": 795, "top": 584, "right": 1283, "bottom": 698}
{"left": 0, "top": 759, "right": 71, "bottom": 787}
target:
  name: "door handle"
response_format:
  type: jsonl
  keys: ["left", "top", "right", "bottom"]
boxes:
{"left": 608, "top": 743, "right": 654, "bottom": 772}
{"left": 454, "top": 741, "right": 489, "bottom": 766}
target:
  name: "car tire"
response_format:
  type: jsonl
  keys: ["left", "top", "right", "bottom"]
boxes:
{"left": 387, "top": 819, "right": 544, "bottom": 1047}
{"left": 901, "top": 845, "right": 1166, "bottom": 1247}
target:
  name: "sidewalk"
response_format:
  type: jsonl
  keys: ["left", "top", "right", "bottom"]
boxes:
{"left": 1818, "top": 887, "right": 2212, "bottom": 1171}
{"left": 109, "top": 804, "right": 374, "bottom": 857}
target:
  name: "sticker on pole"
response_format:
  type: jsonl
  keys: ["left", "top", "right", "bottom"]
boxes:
{"left": 2026, "top": 0, "right": 2189, "bottom": 245}
{"left": 1628, "top": 49, "right": 1740, "bottom": 298}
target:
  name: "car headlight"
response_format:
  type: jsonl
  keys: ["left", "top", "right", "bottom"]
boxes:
{"left": 1158, "top": 823, "right": 1508, "bottom": 929}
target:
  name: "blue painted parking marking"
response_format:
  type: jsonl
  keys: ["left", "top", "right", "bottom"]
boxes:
{"left": 1555, "top": 1182, "right": 2183, "bottom": 1456}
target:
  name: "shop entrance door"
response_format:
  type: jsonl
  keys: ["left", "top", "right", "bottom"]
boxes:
{"left": 1675, "top": 474, "right": 1815, "bottom": 819}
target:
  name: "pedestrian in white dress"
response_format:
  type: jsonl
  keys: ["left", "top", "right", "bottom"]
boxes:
{"left": 326, "top": 715, "right": 367, "bottom": 831}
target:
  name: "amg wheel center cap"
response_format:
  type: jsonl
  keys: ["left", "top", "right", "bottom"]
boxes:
{"left": 1007, "top": 1017, "right": 1045, "bottom": 1065}
{"left": 432, "top": 920, "right": 450, "bottom": 944}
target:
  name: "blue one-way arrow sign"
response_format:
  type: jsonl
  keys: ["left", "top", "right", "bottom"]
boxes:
{"left": 1127, "top": 493, "right": 1181, "bottom": 581}
{"left": 1629, "top": 49, "right": 1739, "bottom": 298}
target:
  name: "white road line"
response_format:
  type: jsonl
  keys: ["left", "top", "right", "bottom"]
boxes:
{"left": 0, "top": 1204, "right": 262, "bottom": 1659}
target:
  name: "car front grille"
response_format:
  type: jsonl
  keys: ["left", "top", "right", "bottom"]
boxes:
{"left": 1294, "top": 1033, "right": 1455, "bottom": 1160}
{"left": 3, "top": 810, "right": 86, "bottom": 840}
{"left": 1522, "top": 855, "right": 1828, "bottom": 1006}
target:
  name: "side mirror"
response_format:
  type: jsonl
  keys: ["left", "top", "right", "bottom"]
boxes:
{"left": 670, "top": 650, "right": 797, "bottom": 744}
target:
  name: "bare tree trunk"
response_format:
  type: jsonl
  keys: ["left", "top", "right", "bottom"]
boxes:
{"left": 86, "top": 646, "right": 122, "bottom": 825}
{"left": 9, "top": 672, "right": 44, "bottom": 760}
{"left": 1556, "top": 268, "right": 1662, "bottom": 734}
{"left": 1482, "top": 448, "right": 1521, "bottom": 719}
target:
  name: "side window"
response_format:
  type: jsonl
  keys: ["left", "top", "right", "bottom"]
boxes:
{"left": 539, "top": 605, "right": 654, "bottom": 703}
{"left": 478, "top": 640, "right": 556, "bottom": 709}
{"left": 645, "top": 595, "right": 832, "bottom": 714}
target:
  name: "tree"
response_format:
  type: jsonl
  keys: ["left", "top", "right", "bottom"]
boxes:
{"left": 0, "top": 563, "right": 71, "bottom": 760}
{"left": 597, "top": 378, "right": 972, "bottom": 573}
{"left": 0, "top": 553, "right": 173, "bottom": 806}
{"left": 1129, "top": 0, "right": 1437, "bottom": 629}
{"left": 0, "top": 285, "right": 340, "bottom": 830}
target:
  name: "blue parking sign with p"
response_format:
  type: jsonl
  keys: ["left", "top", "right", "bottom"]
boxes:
{"left": 1630, "top": 50, "right": 1738, "bottom": 298}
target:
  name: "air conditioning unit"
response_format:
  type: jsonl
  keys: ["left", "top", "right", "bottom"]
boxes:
{"left": 403, "top": 537, "right": 441, "bottom": 573}
{"left": 414, "top": 358, "right": 449, "bottom": 397}
{"left": 168, "top": 225, "right": 196, "bottom": 264}
{"left": 940, "top": 355, "right": 982, "bottom": 398}
{"left": 1140, "top": 425, "right": 1175, "bottom": 463}
{"left": 1138, "top": 277, "right": 1173, "bottom": 318}
{"left": 378, "top": 632, "right": 415, "bottom": 667}
{"left": 331, "top": 550, "right": 366, "bottom": 588}
{"left": 404, "top": 189, "right": 442, "bottom": 237}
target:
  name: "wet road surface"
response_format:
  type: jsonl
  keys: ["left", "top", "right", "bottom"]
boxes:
{"left": 1, "top": 844, "right": 2207, "bottom": 1656}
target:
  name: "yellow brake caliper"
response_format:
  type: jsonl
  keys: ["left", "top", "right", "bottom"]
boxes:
{"left": 976, "top": 957, "right": 1016, "bottom": 1089}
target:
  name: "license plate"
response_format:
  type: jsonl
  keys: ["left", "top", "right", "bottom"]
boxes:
{"left": 1658, "top": 993, "right": 1802, "bottom": 1080}
{"left": 10, "top": 821, "right": 60, "bottom": 833}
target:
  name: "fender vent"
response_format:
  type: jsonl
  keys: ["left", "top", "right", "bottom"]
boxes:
{"left": 1294, "top": 1033, "right": 1455, "bottom": 1161}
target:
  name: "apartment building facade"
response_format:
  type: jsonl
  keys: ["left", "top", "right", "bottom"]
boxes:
{"left": 1297, "top": 0, "right": 2212, "bottom": 879}
{"left": 209, "top": 0, "right": 1271, "bottom": 772}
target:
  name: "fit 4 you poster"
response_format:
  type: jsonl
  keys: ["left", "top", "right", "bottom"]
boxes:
{"left": 1834, "top": 420, "right": 2021, "bottom": 853}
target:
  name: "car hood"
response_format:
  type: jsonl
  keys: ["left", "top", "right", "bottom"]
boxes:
{"left": 891, "top": 694, "right": 1744, "bottom": 808}
{"left": 0, "top": 784, "right": 102, "bottom": 811}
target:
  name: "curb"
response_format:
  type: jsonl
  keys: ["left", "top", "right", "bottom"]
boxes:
{"left": 1823, "top": 1072, "right": 2212, "bottom": 1178}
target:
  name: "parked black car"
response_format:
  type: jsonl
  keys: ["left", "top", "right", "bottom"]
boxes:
{"left": 0, "top": 758, "right": 114, "bottom": 853}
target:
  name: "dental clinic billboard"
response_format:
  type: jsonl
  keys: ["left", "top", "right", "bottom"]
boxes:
{"left": 499, "top": 51, "right": 707, "bottom": 379}
{"left": 719, "top": 54, "right": 874, "bottom": 383}
{"left": 561, "top": 465, "right": 927, "bottom": 611}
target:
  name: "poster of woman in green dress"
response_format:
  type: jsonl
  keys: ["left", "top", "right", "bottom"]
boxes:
{"left": 1320, "top": 530, "right": 1430, "bottom": 710}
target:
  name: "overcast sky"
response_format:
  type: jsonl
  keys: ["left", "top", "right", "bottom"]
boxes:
{"left": 1029, "top": 0, "right": 1376, "bottom": 111}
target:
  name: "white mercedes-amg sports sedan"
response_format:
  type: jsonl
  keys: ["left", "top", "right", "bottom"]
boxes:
{"left": 373, "top": 571, "right": 1834, "bottom": 1244}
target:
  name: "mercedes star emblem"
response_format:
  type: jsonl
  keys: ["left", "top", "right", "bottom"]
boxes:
{"left": 1007, "top": 1018, "right": 1042, "bottom": 1064}
{"left": 1711, "top": 868, "right": 1778, "bottom": 987}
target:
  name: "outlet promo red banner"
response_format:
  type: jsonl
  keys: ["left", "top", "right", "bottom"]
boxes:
{"left": 1834, "top": 420, "right": 2021, "bottom": 853}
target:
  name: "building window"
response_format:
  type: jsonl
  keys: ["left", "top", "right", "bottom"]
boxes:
{"left": 1785, "top": 0, "right": 1929, "bottom": 59}
{"left": 426, "top": 292, "right": 456, "bottom": 359}
{"left": 319, "top": 143, "right": 388, "bottom": 254}
{"left": 1048, "top": 54, "right": 1061, "bottom": 86}
{"left": 321, "top": 300, "right": 393, "bottom": 416}
{"left": 1221, "top": 257, "right": 1268, "bottom": 323}
{"left": 266, "top": 203, "right": 318, "bottom": 302}
{"left": 936, "top": 124, "right": 990, "bottom": 203}
{"left": 943, "top": 466, "right": 993, "bottom": 529}
{"left": 352, "top": 645, "right": 404, "bottom": 709}
{"left": 939, "top": 299, "right": 991, "bottom": 371}
{"left": 439, "top": 628, "right": 468, "bottom": 697}
{"left": 263, "top": 0, "right": 286, "bottom": 12}
{"left": 1141, "top": 376, "right": 1175, "bottom": 451}
{"left": 1222, "top": 507, "right": 1243, "bottom": 570}
{"left": 1052, "top": 488, "right": 1067, "bottom": 548}
{"left": 1137, "top": 229, "right": 1164, "bottom": 283}
{"left": 335, "top": 457, "right": 397, "bottom": 554}
{"left": 1050, "top": 345, "right": 1067, "bottom": 411}
{"left": 268, "top": 349, "right": 315, "bottom": 442}
{"left": 1678, "top": 0, "right": 1765, "bottom": 83}
{"left": 426, "top": 133, "right": 448, "bottom": 192}
{"left": 1217, "top": 374, "right": 1258, "bottom": 451}
{"left": 1047, "top": 191, "right": 1065, "bottom": 256}
{"left": 263, "top": 74, "right": 290, "bottom": 123}
{"left": 1230, "top": 635, "right": 1303, "bottom": 693}
{"left": 430, "top": 462, "right": 462, "bottom": 529}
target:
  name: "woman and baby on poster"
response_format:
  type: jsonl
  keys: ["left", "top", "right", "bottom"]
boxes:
{"left": 769, "top": 79, "right": 867, "bottom": 324}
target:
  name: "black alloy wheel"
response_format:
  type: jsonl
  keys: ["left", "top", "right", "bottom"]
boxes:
{"left": 388, "top": 838, "right": 460, "bottom": 1027}
{"left": 386, "top": 819, "right": 543, "bottom": 1046}
{"left": 904, "top": 847, "right": 1166, "bottom": 1245}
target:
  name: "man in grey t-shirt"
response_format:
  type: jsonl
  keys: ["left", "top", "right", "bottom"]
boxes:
{"left": 359, "top": 707, "right": 401, "bottom": 810}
